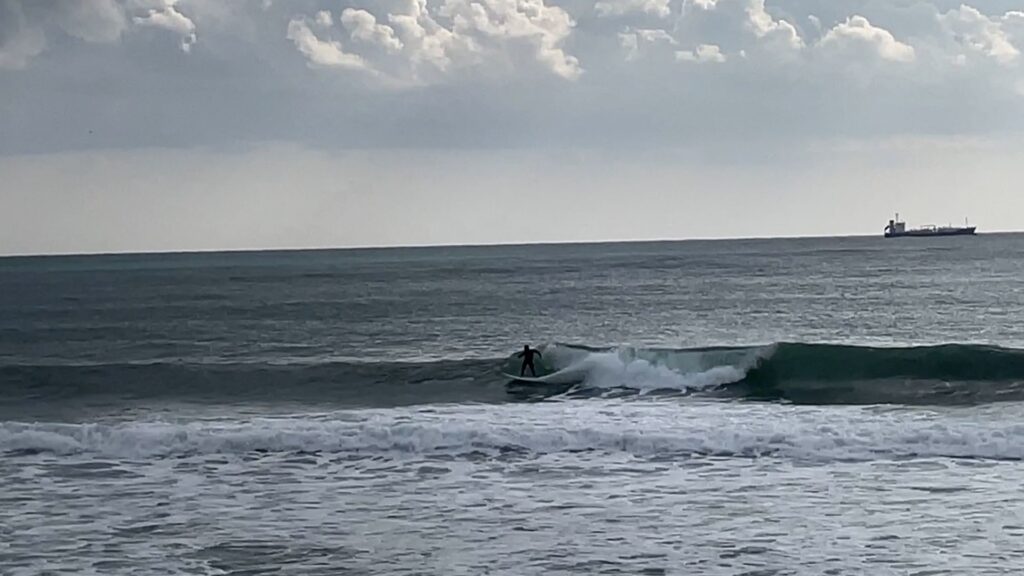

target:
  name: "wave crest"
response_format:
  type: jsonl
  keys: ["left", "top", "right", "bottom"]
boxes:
{"left": 516, "top": 343, "right": 763, "bottom": 391}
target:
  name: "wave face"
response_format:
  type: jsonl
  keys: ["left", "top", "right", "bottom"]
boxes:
{"left": 520, "top": 342, "right": 1024, "bottom": 405}
{"left": 738, "top": 343, "right": 1024, "bottom": 404}
{"left": 5, "top": 342, "right": 1024, "bottom": 411}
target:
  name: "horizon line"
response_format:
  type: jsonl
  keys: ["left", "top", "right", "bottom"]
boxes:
{"left": 2, "top": 230, "right": 1020, "bottom": 260}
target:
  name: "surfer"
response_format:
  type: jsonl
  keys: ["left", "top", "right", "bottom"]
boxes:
{"left": 517, "top": 344, "right": 542, "bottom": 377}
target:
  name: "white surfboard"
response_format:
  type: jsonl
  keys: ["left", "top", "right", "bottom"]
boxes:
{"left": 501, "top": 372, "right": 550, "bottom": 383}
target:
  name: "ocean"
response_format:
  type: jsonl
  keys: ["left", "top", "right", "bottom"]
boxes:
{"left": 3, "top": 235, "right": 1024, "bottom": 575}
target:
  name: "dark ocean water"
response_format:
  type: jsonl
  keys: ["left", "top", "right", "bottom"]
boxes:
{"left": 3, "top": 235, "right": 1024, "bottom": 574}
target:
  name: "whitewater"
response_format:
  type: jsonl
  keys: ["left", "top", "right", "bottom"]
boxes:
{"left": 7, "top": 401, "right": 1024, "bottom": 461}
{"left": 4, "top": 236, "right": 1024, "bottom": 574}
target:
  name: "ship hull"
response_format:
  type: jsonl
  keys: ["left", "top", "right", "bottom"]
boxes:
{"left": 884, "top": 227, "right": 976, "bottom": 238}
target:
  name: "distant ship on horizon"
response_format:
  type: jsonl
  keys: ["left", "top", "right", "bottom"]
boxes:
{"left": 884, "top": 213, "right": 976, "bottom": 238}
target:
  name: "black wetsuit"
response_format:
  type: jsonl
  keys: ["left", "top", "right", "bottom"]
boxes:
{"left": 517, "top": 347, "right": 542, "bottom": 376}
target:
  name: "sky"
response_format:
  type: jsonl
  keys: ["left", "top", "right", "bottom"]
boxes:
{"left": 1, "top": 0, "right": 1023, "bottom": 255}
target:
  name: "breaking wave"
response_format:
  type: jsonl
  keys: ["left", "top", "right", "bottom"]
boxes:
{"left": 5, "top": 342, "right": 1024, "bottom": 408}
{"left": 5, "top": 401, "right": 1024, "bottom": 461}
{"left": 514, "top": 342, "right": 1024, "bottom": 405}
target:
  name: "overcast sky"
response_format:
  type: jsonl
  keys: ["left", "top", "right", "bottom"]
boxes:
{"left": 2, "top": 0, "right": 1023, "bottom": 255}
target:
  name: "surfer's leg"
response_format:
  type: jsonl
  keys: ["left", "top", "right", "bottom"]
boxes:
{"left": 528, "top": 363, "right": 536, "bottom": 377}
{"left": 520, "top": 363, "right": 526, "bottom": 376}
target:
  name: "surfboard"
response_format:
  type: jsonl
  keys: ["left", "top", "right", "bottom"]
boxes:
{"left": 502, "top": 373, "right": 549, "bottom": 384}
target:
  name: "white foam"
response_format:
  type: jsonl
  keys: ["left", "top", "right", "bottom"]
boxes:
{"left": 6, "top": 401, "right": 1024, "bottom": 461}
{"left": 540, "top": 344, "right": 762, "bottom": 391}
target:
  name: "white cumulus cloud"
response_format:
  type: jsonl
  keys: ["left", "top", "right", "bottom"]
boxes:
{"left": 619, "top": 27, "right": 676, "bottom": 60}
{"left": 314, "top": 10, "right": 333, "bottom": 29}
{"left": 440, "top": 0, "right": 581, "bottom": 80}
{"left": 385, "top": 0, "right": 461, "bottom": 74}
{"left": 287, "top": 0, "right": 581, "bottom": 85}
{"left": 676, "top": 43, "right": 727, "bottom": 63}
{"left": 673, "top": 0, "right": 804, "bottom": 59}
{"left": 819, "top": 15, "right": 915, "bottom": 63}
{"left": 939, "top": 5, "right": 1020, "bottom": 66}
{"left": 595, "top": 0, "right": 671, "bottom": 19}
{"left": 745, "top": 0, "right": 803, "bottom": 51}
{"left": 286, "top": 17, "right": 368, "bottom": 71}
{"left": 341, "top": 8, "right": 403, "bottom": 53}
{"left": 132, "top": 0, "right": 197, "bottom": 53}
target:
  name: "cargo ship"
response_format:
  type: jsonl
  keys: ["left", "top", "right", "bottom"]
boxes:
{"left": 884, "top": 213, "right": 976, "bottom": 238}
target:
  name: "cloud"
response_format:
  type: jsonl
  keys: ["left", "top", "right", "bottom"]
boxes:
{"left": 0, "top": 1, "right": 46, "bottom": 70}
{"left": 314, "top": 10, "right": 333, "bottom": 29}
{"left": 438, "top": 0, "right": 581, "bottom": 80}
{"left": 1007, "top": 11, "right": 1024, "bottom": 29}
{"left": 1, "top": 0, "right": 126, "bottom": 69}
{"left": 819, "top": 15, "right": 915, "bottom": 63}
{"left": 3, "top": 0, "right": 1024, "bottom": 157}
{"left": 939, "top": 5, "right": 1020, "bottom": 66}
{"left": 0, "top": 0, "right": 203, "bottom": 68}
{"left": 610, "top": 0, "right": 801, "bottom": 68}
{"left": 385, "top": 0, "right": 460, "bottom": 75}
{"left": 287, "top": 0, "right": 581, "bottom": 84}
{"left": 676, "top": 43, "right": 727, "bottom": 63}
{"left": 54, "top": 0, "right": 127, "bottom": 43}
{"left": 286, "top": 17, "right": 368, "bottom": 71}
{"left": 341, "top": 8, "right": 402, "bottom": 53}
{"left": 132, "top": 0, "right": 197, "bottom": 52}
{"left": 618, "top": 27, "right": 676, "bottom": 60}
{"left": 744, "top": 0, "right": 803, "bottom": 51}
{"left": 807, "top": 14, "right": 821, "bottom": 33}
{"left": 595, "top": 0, "right": 671, "bottom": 19}
{"left": 671, "top": 0, "right": 804, "bottom": 59}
